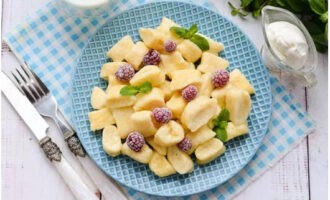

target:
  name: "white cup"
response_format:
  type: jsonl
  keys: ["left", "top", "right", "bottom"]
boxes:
{"left": 57, "top": 0, "right": 116, "bottom": 18}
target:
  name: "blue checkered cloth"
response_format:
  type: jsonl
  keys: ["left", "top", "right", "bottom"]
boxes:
{"left": 3, "top": 0, "right": 315, "bottom": 199}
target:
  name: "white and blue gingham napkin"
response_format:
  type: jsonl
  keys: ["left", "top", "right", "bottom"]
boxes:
{"left": 3, "top": 0, "right": 315, "bottom": 199}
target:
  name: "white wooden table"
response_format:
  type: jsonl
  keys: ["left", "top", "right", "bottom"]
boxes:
{"left": 1, "top": 0, "right": 328, "bottom": 199}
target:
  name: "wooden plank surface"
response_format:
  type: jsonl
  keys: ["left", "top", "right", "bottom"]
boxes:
{"left": 1, "top": 0, "right": 328, "bottom": 199}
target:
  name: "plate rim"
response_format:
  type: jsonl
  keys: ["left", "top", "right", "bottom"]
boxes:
{"left": 70, "top": 1, "right": 273, "bottom": 197}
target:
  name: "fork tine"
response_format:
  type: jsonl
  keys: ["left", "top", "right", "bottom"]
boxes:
{"left": 22, "top": 62, "right": 49, "bottom": 94}
{"left": 19, "top": 65, "right": 46, "bottom": 97}
{"left": 11, "top": 71, "right": 36, "bottom": 103}
{"left": 16, "top": 68, "right": 43, "bottom": 102}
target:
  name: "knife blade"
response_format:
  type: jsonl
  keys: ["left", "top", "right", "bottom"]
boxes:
{"left": 1, "top": 71, "right": 49, "bottom": 140}
{"left": 1, "top": 71, "right": 99, "bottom": 200}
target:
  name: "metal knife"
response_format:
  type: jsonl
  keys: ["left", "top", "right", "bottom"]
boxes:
{"left": 1, "top": 72, "right": 99, "bottom": 200}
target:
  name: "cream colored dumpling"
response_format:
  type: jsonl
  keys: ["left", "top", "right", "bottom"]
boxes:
{"left": 121, "top": 143, "right": 153, "bottom": 164}
{"left": 139, "top": 28, "right": 166, "bottom": 51}
{"left": 107, "top": 75, "right": 126, "bottom": 87}
{"left": 226, "top": 121, "right": 249, "bottom": 141}
{"left": 124, "top": 41, "right": 149, "bottom": 70}
{"left": 130, "top": 111, "right": 157, "bottom": 137}
{"left": 156, "top": 17, "right": 184, "bottom": 44}
{"left": 146, "top": 137, "right": 167, "bottom": 155}
{"left": 181, "top": 96, "right": 219, "bottom": 132}
{"left": 159, "top": 80, "right": 173, "bottom": 101}
{"left": 112, "top": 107, "right": 135, "bottom": 139}
{"left": 211, "top": 84, "right": 233, "bottom": 108}
{"left": 88, "top": 108, "right": 115, "bottom": 131}
{"left": 226, "top": 89, "right": 251, "bottom": 125}
{"left": 154, "top": 120, "right": 184, "bottom": 147}
{"left": 165, "top": 92, "right": 187, "bottom": 119}
{"left": 170, "top": 69, "right": 201, "bottom": 91}
{"left": 197, "top": 52, "right": 229, "bottom": 73}
{"left": 159, "top": 52, "right": 193, "bottom": 78}
{"left": 133, "top": 88, "right": 165, "bottom": 111}
{"left": 107, "top": 36, "right": 134, "bottom": 61}
{"left": 198, "top": 73, "right": 214, "bottom": 97}
{"left": 176, "top": 39, "right": 202, "bottom": 62}
{"left": 185, "top": 126, "right": 216, "bottom": 154}
{"left": 167, "top": 145, "right": 194, "bottom": 174}
{"left": 91, "top": 87, "right": 107, "bottom": 109}
{"left": 229, "top": 69, "right": 255, "bottom": 94}
{"left": 149, "top": 152, "right": 176, "bottom": 177}
{"left": 100, "top": 62, "right": 127, "bottom": 80}
{"left": 102, "top": 125, "right": 122, "bottom": 157}
{"left": 129, "top": 65, "right": 165, "bottom": 87}
{"left": 107, "top": 85, "right": 136, "bottom": 108}
{"left": 195, "top": 138, "right": 226, "bottom": 164}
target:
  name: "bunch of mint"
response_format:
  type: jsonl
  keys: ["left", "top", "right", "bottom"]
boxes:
{"left": 228, "top": 0, "right": 328, "bottom": 53}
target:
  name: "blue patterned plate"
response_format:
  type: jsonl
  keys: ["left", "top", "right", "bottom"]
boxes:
{"left": 71, "top": 1, "right": 272, "bottom": 196}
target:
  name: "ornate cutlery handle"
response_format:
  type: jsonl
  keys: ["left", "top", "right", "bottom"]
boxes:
{"left": 52, "top": 112, "right": 86, "bottom": 157}
{"left": 39, "top": 137, "right": 99, "bottom": 200}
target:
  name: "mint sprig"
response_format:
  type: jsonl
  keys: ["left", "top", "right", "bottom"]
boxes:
{"left": 170, "top": 24, "right": 210, "bottom": 51}
{"left": 120, "top": 81, "right": 152, "bottom": 96}
{"left": 212, "top": 108, "right": 230, "bottom": 142}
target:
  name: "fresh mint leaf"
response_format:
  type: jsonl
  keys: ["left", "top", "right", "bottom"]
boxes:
{"left": 186, "top": 24, "right": 198, "bottom": 38}
{"left": 325, "top": 23, "right": 328, "bottom": 40}
{"left": 215, "top": 127, "right": 228, "bottom": 142}
{"left": 138, "top": 81, "right": 152, "bottom": 93}
{"left": 308, "top": 0, "right": 326, "bottom": 15}
{"left": 190, "top": 34, "right": 210, "bottom": 51}
{"left": 312, "top": 33, "right": 328, "bottom": 45}
{"left": 274, "top": 0, "right": 287, "bottom": 7}
{"left": 321, "top": 11, "right": 328, "bottom": 23}
{"left": 241, "top": 0, "right": 254, "bottom": 8}
{"left": 170, "top": 27, "right": 187, "bottom": 38}
{"left": 120, "top": 85, "right": 139, "bottom": 96}
{"left": 286, "top": 0, "right": 305, "bottom": 12}
{"left": 219, "top": 121, "right": 228, "bottom": 129}
{"left": 218, "top": 108, "right": 230, "bottom": 122}
{"left": 120, "top": 81, "right": 152, "bottom": 96}
{"left": 228, "top": 2, "right": 240, "bottom": 16}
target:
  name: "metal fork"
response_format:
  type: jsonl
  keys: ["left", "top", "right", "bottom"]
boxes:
{"left": 11, "top": 64, "right": 128, "bottom": 200}
{"left": 11, "top": 64, "right": 86, "bottom": 157}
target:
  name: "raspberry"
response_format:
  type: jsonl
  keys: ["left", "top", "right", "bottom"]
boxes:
{"left": 178, "top": 138, "right": 192, "bottom": 152}
{"left": 152, "top": 107, "right": 172, "bottom": 124}
{"left": 212, "top": 69, "right": 229, "bottom": 88}
{"left": 143, "top": 49, "right": 161, "bottom": 65}
{"left": 126, "top": 132, "right": 145, "bottom": 152}
{"left": 164, "top": 40, "right": 177, "bottom": 52}
{"left": 115, "top": 64, "right": 135, "bottom": 82}
{"left": 182, "top": 85, "right": 198, "bottom": 102}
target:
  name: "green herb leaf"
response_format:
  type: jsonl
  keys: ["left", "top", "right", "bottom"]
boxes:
{"left": 241, "top": 0, "right": 254, "bottom": 8}
{"left": 218, "top": 108, "right": 230, "bottom": 121}
{"left": 138, "top": 81, "right": 152, "bottom": 93}
{"left": 190, "top": 34, "right": 210, "bottom": 51}
{"left": 286, "top": 0, "right": 305, "bottom": 12}
{"left": 186, "top": 24, "right": 198, "bottom": 38}
{"left": 219, "top": 121, "right": 228, "bottom": 129}
{"left": 274, "top": 0, "right": 288, "bottom": 7}
{"left": 321, "top": 11, "right": 328, "bottom": 23}
{"left": 170, "top": 27, "right": 187, "bottom": 38}
{"left": 325, "top": 22, "right": 328, "bottom": 40}
{"left": 120, "top": 85, "right": 139, "bottom": 96}
{"left": 215, "top": 127, "right": 228, "bottom": 142}
{"left": 312, "top": 33, "right": 328, "bottom": 45}
{"left": 120, "top": 81, "right": 152, "bottom": 96}
{"left": 228, "top": 2, "right": 249, "bottom": 17}
{"left": 308, "top": 0, "right": 326, "bottom": 15}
